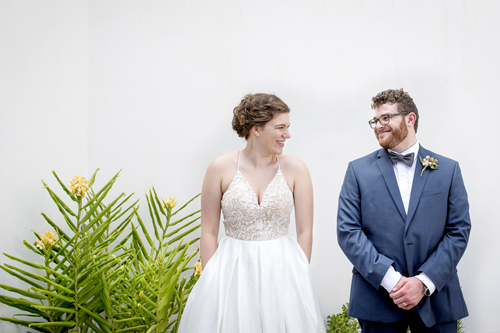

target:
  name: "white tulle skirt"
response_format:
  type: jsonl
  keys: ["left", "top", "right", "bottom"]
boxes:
{"left": 178, "top": 236, "right": 326, "bottom": 333}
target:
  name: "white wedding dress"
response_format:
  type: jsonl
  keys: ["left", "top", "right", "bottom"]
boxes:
{"left": 178, "top": 154, "right": 326, "bottom": 333}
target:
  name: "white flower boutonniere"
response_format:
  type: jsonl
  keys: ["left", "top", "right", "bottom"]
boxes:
{"left": 419, "top": 155, "right": 439, "bottom": 176}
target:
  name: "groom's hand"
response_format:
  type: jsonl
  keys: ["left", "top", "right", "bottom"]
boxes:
{"left": 389, "top": 277, "right": 425, "bottom": 310}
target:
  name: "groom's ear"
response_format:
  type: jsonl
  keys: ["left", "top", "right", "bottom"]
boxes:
{"left": 406, "top": 112, "right": 417, "bottom": 128}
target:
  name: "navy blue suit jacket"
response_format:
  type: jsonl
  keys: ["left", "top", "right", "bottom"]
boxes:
{"left": 337, "top": 146, "right": 470, "bottom": 327}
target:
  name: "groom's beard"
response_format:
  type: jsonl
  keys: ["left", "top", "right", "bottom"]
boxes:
{"left": 376, "top": 120, "right": 408, "bottom": 150}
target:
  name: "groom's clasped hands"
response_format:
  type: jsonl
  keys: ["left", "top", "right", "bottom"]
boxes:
{"left": 389, "top": 277, "right": 425, "bottom": 310}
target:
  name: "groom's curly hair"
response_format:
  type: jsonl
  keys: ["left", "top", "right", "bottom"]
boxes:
{"left": 371, "top": 88, "right": 420, "bottom": 133}
{"left": 232, "top": 93, "right": 290, "bottom": 139}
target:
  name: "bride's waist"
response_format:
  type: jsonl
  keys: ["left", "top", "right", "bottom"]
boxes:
{"left": 225, "top": 233, "right": 289, "bottom": 241}
{"left": 223, "top": 220, "right": 289, "bottom": 241}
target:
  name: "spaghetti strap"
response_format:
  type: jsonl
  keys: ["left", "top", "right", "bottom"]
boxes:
{"left": 276, "top": 154, "right": 281, "bottom": 170}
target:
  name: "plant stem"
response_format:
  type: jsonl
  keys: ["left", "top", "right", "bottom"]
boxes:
{"left": 156, "top": 210, "right": 171, "bottom": 261}
{"left": 75, "top": 198, "right": 82, "bottom": 332}
{"left": 161, "top": 210, "right": 171, "bottom": 244}
{"left": 45, "top": 251, "right": 55, "bottom": 333}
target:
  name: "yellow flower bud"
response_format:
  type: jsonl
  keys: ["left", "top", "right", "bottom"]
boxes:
{"left": 162, "top": 196, "right": 177, "bottom": 210}
{"left": 35, "top": 229, "right": 58, "bottom": 249}
{"left": 195, "top": 261, "right": 202, "bottom": 275}
{"left": 69, "top": 174, "right": 89, "bottom": 198}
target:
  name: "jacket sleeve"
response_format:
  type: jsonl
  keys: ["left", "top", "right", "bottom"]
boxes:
{"left": 337, "top": 162, "right": 394, "bottom": 289}
{"left": 417, "top": 162, "right": 471, "bottom": 292}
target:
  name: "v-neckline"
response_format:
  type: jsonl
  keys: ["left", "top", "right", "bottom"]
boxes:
{"left": 237, "top": 169, "right": 280, "bottom": 206}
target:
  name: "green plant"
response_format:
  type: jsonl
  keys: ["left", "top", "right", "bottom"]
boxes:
{"left": 457, "top": 318, "right": 465, "bottom": 333}
{"left": 124, "top": 189, "right": 202, "bottom": 332}
{"left": 0, "top": 170, "right": 201, "bottom": 333}
{"left": 326, "top": 303, "right": 361, "bottom": 333}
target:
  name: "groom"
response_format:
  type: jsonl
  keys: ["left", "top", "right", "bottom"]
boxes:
{"left": 337, "top": 88, "right": 471, "bottom": 332}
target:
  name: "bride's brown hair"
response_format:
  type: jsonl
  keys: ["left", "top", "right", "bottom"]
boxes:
{"left": 232, "top": 93, "right": 290, "bottom": 139}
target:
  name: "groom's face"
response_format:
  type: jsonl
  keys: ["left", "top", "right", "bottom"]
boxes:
{"left": 373, "top": 103, "right": 408, "bottom": 150}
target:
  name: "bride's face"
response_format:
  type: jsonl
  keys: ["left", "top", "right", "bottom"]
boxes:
{"left": 255, "top": 113, "right": 291, "bottom": 155}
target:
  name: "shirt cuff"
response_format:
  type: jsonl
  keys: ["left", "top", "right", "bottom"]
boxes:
{"left": 380, "top": 266, "right": 402, "bottom": 293}
{"left": 416, "top": 273, "right": 436, "bottom": 295}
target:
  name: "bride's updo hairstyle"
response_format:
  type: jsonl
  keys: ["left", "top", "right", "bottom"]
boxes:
{"left": 232, "top": 93, "right": 290, "bottom": 139}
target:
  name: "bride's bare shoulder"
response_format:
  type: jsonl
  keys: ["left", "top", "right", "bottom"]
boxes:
{"left": 278, "top": 154, "right": 309, "bottom": 172}
{"left": 206, "top": 151, "right": 239, "bottom": 175}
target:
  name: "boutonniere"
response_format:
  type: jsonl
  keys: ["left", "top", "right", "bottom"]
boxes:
{"left": 419, "top": 155, "right": 439, "bottom": 176}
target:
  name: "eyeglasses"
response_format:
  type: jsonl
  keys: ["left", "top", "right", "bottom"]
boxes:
{"left": 368, "top": 112, "right": 408, "bottom": 129}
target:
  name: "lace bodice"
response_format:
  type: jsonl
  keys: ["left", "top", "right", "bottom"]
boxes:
{"left": 221, "top": 155, "right": 294, "bottom": 241}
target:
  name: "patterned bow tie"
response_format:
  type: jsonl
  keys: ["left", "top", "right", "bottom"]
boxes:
{"left": 388, "top": 151, "right": 415, "bottom": 167}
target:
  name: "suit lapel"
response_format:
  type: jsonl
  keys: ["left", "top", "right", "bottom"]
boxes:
{"left": 376, "top": 149, "right": 406, "bottom": 221}
{"left": 405, "top": 146, "right": 431, "bottom": 232}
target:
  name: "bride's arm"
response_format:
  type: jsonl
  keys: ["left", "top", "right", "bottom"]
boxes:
{"left": 200, "top": 160, "right": 222, "bottom": 268}
{"left": 292, "top": 159, "right": 314, "bottom": 262}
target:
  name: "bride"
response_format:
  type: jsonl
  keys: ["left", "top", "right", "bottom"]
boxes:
{"left": 178, "top": 93, "right": 326, "bottom": 333}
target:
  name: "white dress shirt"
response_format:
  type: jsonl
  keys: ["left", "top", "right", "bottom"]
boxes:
{"left": 380, "top": 142, "right": 436, "bottom": 295}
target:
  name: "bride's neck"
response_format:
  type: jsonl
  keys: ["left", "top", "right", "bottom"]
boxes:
{"left": 241, "top": 145, "right": 275, "bottom": 169}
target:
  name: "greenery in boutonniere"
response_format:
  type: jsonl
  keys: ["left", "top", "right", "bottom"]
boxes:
{"left": 0, "top": 169, "right": 201, "bottom": 333}
{"left": 419, "top": 155, "right": 439, "bottom": 176}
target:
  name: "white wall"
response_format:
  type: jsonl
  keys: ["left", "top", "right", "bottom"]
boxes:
{"left": 1, "top": 1, "right": 499, "bottom": 332}
{"left": 0, "top": 1, "right": 88, "bottom": 332}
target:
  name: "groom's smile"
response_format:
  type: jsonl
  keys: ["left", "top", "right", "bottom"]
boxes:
{"left": 373, "top": 103, "right": 410, "bottom": 151}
